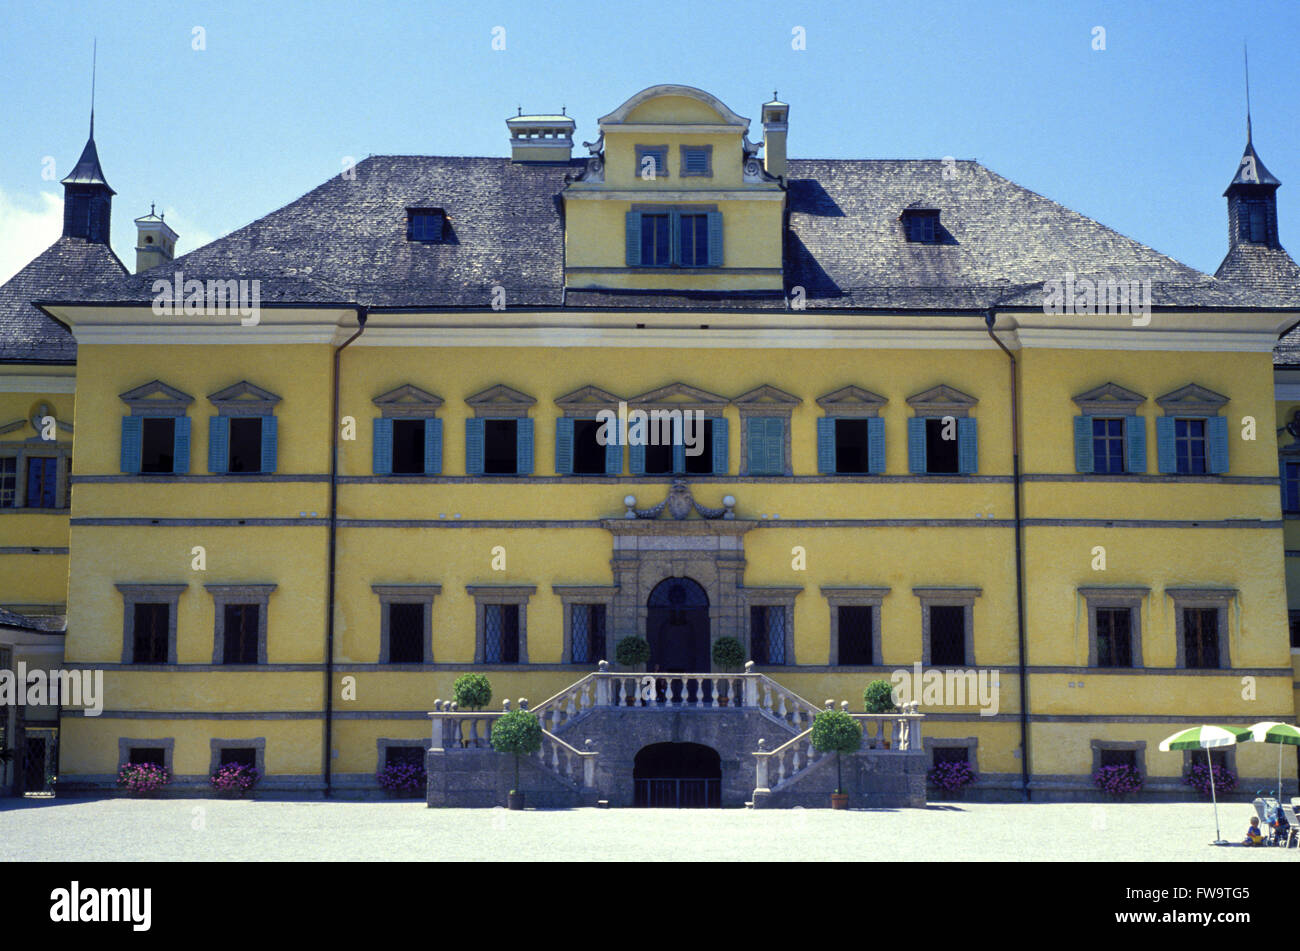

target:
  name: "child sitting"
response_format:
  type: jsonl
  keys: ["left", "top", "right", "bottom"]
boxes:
{"left": 1244, "top": 816, "right": 1265, "bottom": 846}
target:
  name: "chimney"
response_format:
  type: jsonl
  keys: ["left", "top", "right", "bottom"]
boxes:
{"left": 762, "top": 95, "right": 789, "bottom": 178}
{"left": 506, "top": 109, "right": 576, "bottom": 163}
{"left": 133, "top": 205, "right": 179, "bottom": 273}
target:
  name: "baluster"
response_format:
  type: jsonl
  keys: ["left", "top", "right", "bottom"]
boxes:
{"left": 777, "top": 693, "right": 788, "bottom": 721}
{"left": 551, "top": 707, "right": 560, "bottom": 733}
{"left": 792, "top": 745, "right": 802, "bottom": 773}
{"left": 566, "top": 691, "right": 576, "bottom": 718}
{"left": 777, "top": 754, "right": 787, "bottom": 785}
{"left": 551, "top": 742, "right": 560, "bottom": 772}
{"left": 468, "top": 717, "right": 480, "bottom": 749}
{"left": 792, "top": 707, "right": 802, "bottom": 730}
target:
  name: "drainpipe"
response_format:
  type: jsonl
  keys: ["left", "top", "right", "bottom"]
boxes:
{"left": 984, "top": 309, "right": 1031, "bottom": 802}
{"left": 324, "top": 307, "right": 367, "bottom": 796}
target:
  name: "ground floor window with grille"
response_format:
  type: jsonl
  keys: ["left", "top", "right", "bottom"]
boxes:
{"left": 0, "top": 457, "right": 15, "bottom": 507}
{"left": 1095, "top": 607, "right": 1133, "bottom": 667}
{"left": 928, "top": 605, "right": 966, "bottom": 666}
{"left": 750, "top": 605, "right": 786, "bottom": 665}
{"left": 387, "top": 603, "right": 425, "bottom": 663}
{"left": 1183, "top": 608, "right": 1221, "bottom": 668}
{"left": 837, "top": 605, "right": 873, "bottom": 665}
{"left": 569, "top": 603, "right": 606, "bottom": 665}
{"left": 485, "top": 604, "right": 521, "bottom": 663}
{"left": 222, "top": 604, "right": 260, "bottom": 664}
{"left": 133, "top": 603, "right": 170, "bottom": 663}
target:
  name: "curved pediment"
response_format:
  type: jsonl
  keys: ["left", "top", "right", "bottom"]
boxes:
{"left": 599, "top": 85, "right": 749, "bottom": 130}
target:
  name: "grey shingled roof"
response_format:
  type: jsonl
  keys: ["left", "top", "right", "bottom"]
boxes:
{"left": 0, "top": 236, "right": 126, "bottom": 363}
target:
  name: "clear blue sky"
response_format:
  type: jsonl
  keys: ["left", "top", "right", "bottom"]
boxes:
{"left": 1, "top": 0, "right": 1297, "bottom": 282}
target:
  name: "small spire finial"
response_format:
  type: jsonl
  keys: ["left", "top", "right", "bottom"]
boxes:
{"left": 150, "top": 202, "right": 155, "bottom": 216}
{"left": 774, "top": 89, "right": 778, "bottom": 101}
{"left": 561, "top": 104, "right": 565, "bottom": 115}
{"left": 1244, "top": 41, "right": 1252, "bottom": 143}
{"left": 517, "top": 105, "right": 522, "bottom": 116}
{"left": 89, "top": 38, "right": 97, "bottom": 138}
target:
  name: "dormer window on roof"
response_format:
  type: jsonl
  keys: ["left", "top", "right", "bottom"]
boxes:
{"left": 635, "top": 146, "right": 669, "bottom": 180}
{"left": 902, "top": 206, "right": 940, "bottom": 244}
{"left": 407, "top": 208, "right": 445, "bottom": 242}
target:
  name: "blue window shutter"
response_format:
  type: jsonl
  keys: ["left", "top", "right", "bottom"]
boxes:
{"left": 1073, "top": 416, "right": 1094, "bottom": 474}
{"left": 1155, "top": 417, "right": 1176, "bottom": 474}
{"left": 465, "top": 418, "right": 485, "bottom": 476}
{"left": 747, "top": 416, "right": 768, "bottom": 474}
{"left": 766, "top": 418, "right": 784, "bottom": 474}
{"left": 173, "top": 417, "right": 191, "bottom": 473}
{"left": 260, "top": 416, "right": 277, "bottom": 474}
{"left": 605, "top": 433, "right": 622, "bottom": 475}
{"left": 867, "top": 417, "right": 886, "bottom": 474}
{"left": 673, "top": 438, "right": 686, "bottom": 474}
{"left": 373, "top": 418, "right": 393, "bottom": 476}
{"left": 957, "top": 418, "right": 978, "bottom": 474}
{"left": 707, "top": 212, "right": 724, "bottom": 267}
{"left": 816, "top": 417, "right": 836, "bottom": 474}
{"left": 1124, "top": 415, "right": 1146, "bottom": 473}
{"left": 121, "top": 416, "right": 142, "bottom": 474}
{"left": 630, "top": 440, "right": 646, "bottom": 475}
{"left": 208, "top": 416, "right": 229, "bottom": 473}
{"left": 669, "top": 211, "right": 681, "bottom": 266}
{"left": 711, "top": 417, "right": 729, "bottom": 474}
{"left": 424, "top": 418, "right": 442, "bottom": 475}
{"left": 907, "top": 418, "right": 927, "bottom": 474}
{"left": 1207, "top": 416, "right": 1229, "bottom": 473}
{"left": 517, "top": 418, "right": 534, "bottom": 475}
{"left": 625, "top": 212, "right": 642, "bottom": 266}
{"left": 555, "top": 417, "right": 574, "bottom": 475}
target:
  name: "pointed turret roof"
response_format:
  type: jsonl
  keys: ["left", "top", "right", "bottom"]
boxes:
{"left": 60, "top": 118, "right": 115, "bottom": 193}
{"left": 1225, "top": 120, "right": 1281, "bottom": 193}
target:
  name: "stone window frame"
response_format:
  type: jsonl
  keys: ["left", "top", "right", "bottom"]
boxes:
{"left": 1079, "top": 586, "right": 1148, "bottom": 668}
{"left": 553, "top": 585, "right": 617, "bottom": 664}
{"left": 118, "top": 737, "right": 175, "bottom": 774}
{"left": 554, "top": 386, "right": 624, "bottom": 477}
{"left": 735, "top": 385, "right": 800, "bottom": 476}
{"left": 206, "top": 583, "right": 277, "bottom": 665}
{"left": 1168, "top": 587, "right": 1235, "bottom": 669}
{"left": 116, "top": 583, "right": 187, "bottom": 664}
{"left": 634, "top": 144, "right": 670, "bottom": 179}
{"left": 1154, "top": 383, "right": 1230, "bottom": 418}
{"left": 914, "top": 587, "right": 982, "bottom": 667}
{"left": 821, "top": 587, "right": 889, "bottom": 667}
{"left": 905, "top": 384, "right": 978, "bottom": 419}
{"left": 371, "top": 584, "right": 441, "bottom": 664}
{"left": 1181, "top": 745, "right": 1236, "bottom": 777}
{"left": 923, "top": 736, "right": 979, "bottom": 774}
{"left": 467, "top": 585, "right": 536, "bottom": 665}
{"left": 1090, "top": 738, "right": 1147, "bottom": 775}
{"left": 465, "top": 384, "right": 536, "bottom": 419}
{"left": 743, "top": 586, "right": 801, "bottom": 666}
{"left": 376, "top": 737, "right": 427, "bottom": 772}
{"left": 208, "top": 737, "right": 266, "bottom": 777}
{"left": 373, "top": 384, "right": 444, "bottom": 419}
{"left": 208, "top": 380, "right": 282, "bottom": 417}
{"left": 0, "top": 440, "right": 73, "bottom": 511}
{"left": 1072, "top": 382, "right": 1145, "bottom": 417}
{"left": 626, "top": 382, "right": 730, "bottom": 476}
{"left": 119, "top": 380, "right": 195, "bottom": 417}
{"left": 678, "top": 144, "right": 713, "bottom": 178}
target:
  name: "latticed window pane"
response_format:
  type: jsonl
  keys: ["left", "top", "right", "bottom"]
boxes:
{"left": 223, "top": 604, "right": 260, "bottom": 664}
{"left": 837, "top": 605, "right": 873, "bottom": 665}
{"left": 751, "top": 606, "right": 787, "bottom": 665}
{"left": 1096, "top": 608, "right": 1132, "bottom": 667}
{"left": 929, "top": 605, "right": 966, "bottom": 666}
{"left": 1184, "top": 608, "right": 1220, "bottom": 668}
{"left": 1175, "top": 418, "right": 1207, "bottom": 474}
{"left": 0, "top": 458, "right": 15, "bottom": 507}
{"left": 388, "top": 603, "right": 424, "bottom": 663}
{"left": 132, "top": 603, "right": 169, "bottom": 663}
{"left": 571, "top": 603, "right": 590, "bottom": 664}
{"left": 25, "top": 457, "right": 56, "bottom": 507}
{"left": 1092, "top": 418, "right": 1125, "bottom": 474}
{"left": 485, "top": 604, "right": 520, "bottom": 664}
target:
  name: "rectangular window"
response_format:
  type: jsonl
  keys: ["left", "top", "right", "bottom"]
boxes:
{"left": 933, "top": 747, "right": 969, "bottom": 766}
{"left": 1099, "top": 748, "right": 1137, "bottom": 770}
{"left": 679, "top": 214, "right": 709, "bottom": 267}
{"left": 1092, "top": 418, "right": 1125, "bottom": 475}
{"left": 572, "top": 419, "right": 606, "bottom": 475}
{"left": 750, "top": 605, "right": 787, "bottom": 665}
{"left": 387, "top": 602, "right": 425, "bottom": 664}
{"left": 0, "top": 457, "right": 15, "bottom": 508}
{"left": 483, "top": 419, "right": 518, "bottom": 474}
{"left": 127, "top": 747, "right": 166, "bottom": 767}
{"left": 924, "top": 418, "right": 960, "bottom": 474}
{"left": 929, "top": 605, "right": 966, "bottom": 666}
{"left": 1095, "top": 607, "right": 1133, "bottom": 667}
{"left": 1183, "top": 608, "right": 1221, "bottom": 668}
{"left": 1290, "top": 610, "right": 1300, "bottom": 649}
{"left": 140, "top": 418, "right": 177, "bottom": 473}
{"left": 386, "top": 746, "right": 424, "bottom": 769}
{"left": 570, "top": 603, "right": 606, "bottom": 665}
{"left": 1175, "top": 418, "right": 1207, "bottom": 474}
{"left": 644, "top": 439, "right": 674, "bottom": 475}
{"left": 485, "top": 604, "right": 520, "bottom": 664}
{"left": 635, "top": 147, "right": 668, "bottom": 178}
{"left": 132, "top": 603, "right": 169, "bottom": 663}
{"left": 681, "top": 147, "right": 711, "bottom": 176}
{"left": 391, "top": 419, "right": 426, "bottom": 475}
{"left": 408, "top": 210, "right": 444, "bottom": 242}
{"left": 219, "top": 747, "right": 256, "bottom": 768}
{"left": 834, "top": 419, "right": 870, "bottom": 474}
{"left": 222, "top": 604, "right": 260, "bottom": 664}
{"left": 640, "top": 214, "right": 672, "bottom": 266}
{"left": 905, "top": 213, "right": 938, "bottom": 243}
{"left": 1284, "top": 462, "right": 1300, "bottom": 513}
{"left": 226, "top": 418, "right": 263, "bottom": 474}
{"left": 837, "top": 605, "right": 873, "bottom": 665}
{"left": 1241, "top": 200, "right": 1267, "bottom": 242}
{"left": 25, "top": 457, "right": 57, "bottom": 507}
{"left": 683, "top": 418, "right": 713, "bottom": 475}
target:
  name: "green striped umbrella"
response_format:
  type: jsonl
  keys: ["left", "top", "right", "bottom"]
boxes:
{"left": 1250, "top": 722, "right": 1300, "bottom": 806}
{"left": 1159, "top": 725, "right": 1253, "bottom": 844}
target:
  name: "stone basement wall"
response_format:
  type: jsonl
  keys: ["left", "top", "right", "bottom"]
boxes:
{"left": 426, "top": 748, "right": 597, "bottom": 809}
{"left": 752, "top": 750, "right": 928, "bottom": 809}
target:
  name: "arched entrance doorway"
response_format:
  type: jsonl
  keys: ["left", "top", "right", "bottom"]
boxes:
{"left": 633, "top": 742, "right": 722, "bottom": 808}
{"left": 646, "top": 577, "right": 710, "bottom": 672}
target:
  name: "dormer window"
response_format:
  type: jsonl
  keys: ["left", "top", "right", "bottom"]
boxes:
{"left": 680, "top": 146, "right": 712, "bottom": 177}
{"left": 407, "top": 208, "right": 445, "bottom": 242}
{"left": 635, "top": 146, "right": 669, "bottom": 179}
{"left": 903, "top": 208, "right": 940, "bottom": 243}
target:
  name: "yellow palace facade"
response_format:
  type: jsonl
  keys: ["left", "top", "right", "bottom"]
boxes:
{"left": 14, "top": 84, "right": 1300, "bottom": 801}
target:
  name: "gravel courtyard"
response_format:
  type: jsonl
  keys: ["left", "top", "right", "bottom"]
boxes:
{"left": 4, "top": 798, "right": 1299, "bottom": 861}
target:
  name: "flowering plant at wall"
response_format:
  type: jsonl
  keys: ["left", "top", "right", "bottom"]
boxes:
{"left": 928, "top": 760, "right": 978, "bottom": 793}
{"left": 117, "top": 763, "right": 171, "bottom": 797}
{"left": 210, "top": 764, "right": 260, "bottom": 795}
{"left": 376, "top": 762, "right": 427, "bottom": 796}
{"left": 1092, "top": 764, "right": 1144, "bottom": 798}
{"left": 1185, "top": 761, "right": 1237, "bottom": 799}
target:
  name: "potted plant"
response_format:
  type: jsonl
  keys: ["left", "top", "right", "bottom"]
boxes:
{"left": 117, "top": 763, "right": 171, "bottom": 798}
{"left": 810, "top": 709, "right": 863, "bottom": 809}
{"left": 452, "top": 672, "right": 492, "bottom": 711}
{"left": 863, "top": 679, "right": 899, "bottom": 748}
{"left": 376, "top": 761, "right": 427, "bottom": 798}
{"left": 710, "top": 637, "right": 745, "bottom": 705}
{"left": 928, "top": 760, "right": 978, "bottom": 799}
{"left": 1092, "top": 763, "right": 1144, "bottom": 799}
{"left": 615, "top": 636, "right": 650, "bottom": 673}
{"left": 491, "top": 708, "right": 542, "bottom": 809}
{"left": 209, "top": 763, "right": 260, "bottom": 797}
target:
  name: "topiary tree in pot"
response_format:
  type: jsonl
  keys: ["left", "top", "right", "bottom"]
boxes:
{"left": 491, "top": 708, "right": 543, "bottom": 809}
{"left": 811, "top": 708, "right": 863, "bottom": 809}
{"left": 615, "top": 635, "right": 650, "bottom": 672}
{"left": 710, "top": 636, "right": 746, "bottom": 705}
{"left": 452, "top": 673, "right": 492, "bottom": 711}
{"left": 863, "top": 679, "right": 899, "bottom": 748}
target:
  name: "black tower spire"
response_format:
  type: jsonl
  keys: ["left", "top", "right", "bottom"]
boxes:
{"left": 60, "top": 41, "right": 114, "bottom": 243}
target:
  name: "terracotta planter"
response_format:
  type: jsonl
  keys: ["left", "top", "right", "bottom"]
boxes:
{"left": 882, "top": 740, "right": 891, "bottom": 750}
{"left": 508, "top": 791, "right": 525, "bottom": 811}
{"left": 830, "top": 793, "right": 849, "bottom": 810}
